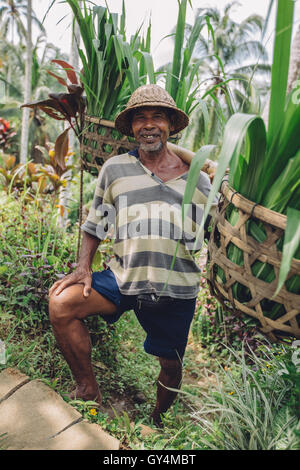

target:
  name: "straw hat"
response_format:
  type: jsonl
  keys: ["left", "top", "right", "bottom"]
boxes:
{"left": 115, "top": 84, "right": 189, "bottom": 137}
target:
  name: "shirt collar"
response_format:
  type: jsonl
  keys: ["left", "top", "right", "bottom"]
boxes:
{"left": 128, "top": 148, "right": 139, "bottom": 159}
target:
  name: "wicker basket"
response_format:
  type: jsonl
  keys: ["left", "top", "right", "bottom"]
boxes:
{"left": 80, "top": 115, "right": 182, "bottom": 175}
{"left": 80, "top": 116, "right": 137, "bottom": 176}
{"left": 207, "top": 181, "right": 300, "bottom": 342}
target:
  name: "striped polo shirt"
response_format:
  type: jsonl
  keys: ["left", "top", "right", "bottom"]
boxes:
{"left": 81, "top": 150, "right": 217, "bottom": 299}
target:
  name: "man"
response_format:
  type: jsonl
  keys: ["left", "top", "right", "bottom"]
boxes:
{"left": 49, "top": 84, "right": 216, "bottom": 427}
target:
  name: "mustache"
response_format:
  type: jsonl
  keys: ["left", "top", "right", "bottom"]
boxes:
{"left": 137, "top": 131, "right": 162, "bottom": 137}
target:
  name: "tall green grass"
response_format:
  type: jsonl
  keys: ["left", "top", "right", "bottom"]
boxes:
{"left": 162, "top": 0, "right": 210, "bottom": 115}
{"left": 64, "top": 0, "right": 155, "bottom": 119}
{"left": 183, "top": 0, "right": 300, "bottom": 311}
{"left": 190, "top": 343, "right": 300, "bottom": 450}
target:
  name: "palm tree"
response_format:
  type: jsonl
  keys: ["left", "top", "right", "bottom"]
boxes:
{"left": 0, "top": 0, "right": 45, "bottom": 92}
{"left": 0, "top": 0, "right": 47, "bottom": 163}
{"left": 0, "top": 37, "right": 24, "bottom": 98}
{"left": 188, "top": 2, "right": 269, "bottom": 77}
{"left": 180, "top": 2, "right": 271, "bottom": 149}
{"left": 0, "top": 0, "right": 45, "bottom": 43}
{"left": 0, "top": 0, "right": 27, "bottom": 42}
{"left": 0, "top": 34, "right": 67, "bottom": 104}
{"left": 0, "top": 36, "right": 69, "bottom": 165}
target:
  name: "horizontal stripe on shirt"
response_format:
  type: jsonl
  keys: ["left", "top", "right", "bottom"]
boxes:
{"left": 81, "top": 151, "right": 217, "bottom": 298}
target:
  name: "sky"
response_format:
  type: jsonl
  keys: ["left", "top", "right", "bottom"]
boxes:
{"left": 32, "top": 0, "right": 300, "bottom": 68}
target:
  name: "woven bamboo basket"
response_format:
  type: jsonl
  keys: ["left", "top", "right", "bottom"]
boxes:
{"left": 80, "top": 116, "right": 137, "bottom": 176}
{"left": 207, "top": 181, "right": 300, "bottom": 342}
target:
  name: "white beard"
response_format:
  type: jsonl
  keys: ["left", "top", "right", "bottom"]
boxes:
{"left": 139, "top": 141, "right": 163, "bottom": 153}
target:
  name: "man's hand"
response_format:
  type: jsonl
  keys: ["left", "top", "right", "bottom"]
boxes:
{"left": 202, "top": 160, "right": 217, "bottom": 182}
{"left": 49, "top": 266, "right": 93, "bottom": 298}
{"left": 49, "top": 231, "right": 101, "bottom": 298}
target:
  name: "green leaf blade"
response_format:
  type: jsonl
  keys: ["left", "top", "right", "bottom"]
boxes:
{"left": 274, "top": 208, "right": 300, "bottom": 297}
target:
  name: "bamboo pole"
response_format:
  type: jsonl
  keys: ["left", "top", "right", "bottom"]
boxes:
{"left": 167, "top": 141, "right": 217, "bottom": 180}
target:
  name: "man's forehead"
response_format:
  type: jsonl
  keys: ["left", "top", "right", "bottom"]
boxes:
{"left": 132, "top": 106, "right": 168, "bottom": 116}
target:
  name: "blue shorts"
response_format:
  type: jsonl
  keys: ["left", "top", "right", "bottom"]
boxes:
{"left": 91, "top": 269, "right": 196, "bottom": 360}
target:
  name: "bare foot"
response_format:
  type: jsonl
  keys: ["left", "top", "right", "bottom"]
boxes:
{"left": 69, "top": 384, "right": 102, "bottom": 406}
{"left": 149, "top": 410, "right": 164, "bottom": 428}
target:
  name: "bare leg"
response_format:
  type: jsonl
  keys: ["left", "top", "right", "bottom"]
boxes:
{"left": 150, "top": 357, "right": 182, "bottom": 427}
{"left": 49, "top": 284, "right": 117, "bottom": 404}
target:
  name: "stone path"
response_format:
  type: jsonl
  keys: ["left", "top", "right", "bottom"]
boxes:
{"left": 0, "top": 368, "right": 120, "bottom": 450}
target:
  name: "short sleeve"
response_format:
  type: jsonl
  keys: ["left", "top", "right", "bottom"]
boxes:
{"left": 81, "top": 162, "right": 115, "bottom": 240}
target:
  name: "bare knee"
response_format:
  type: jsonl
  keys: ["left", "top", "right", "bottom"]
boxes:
{"left": 49, "top": 285, "right": 82, "bottom": 326}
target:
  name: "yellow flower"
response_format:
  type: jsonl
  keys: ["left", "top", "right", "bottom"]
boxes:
{"left": 89, "top": 408, "right": 97, "bottom": 416}
{"left": 49, "top": 150, "right": 55, "bottom": 158}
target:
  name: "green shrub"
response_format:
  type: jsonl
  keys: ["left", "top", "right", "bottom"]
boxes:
{"left": 0, "top": 190, "right": 119, "bottom": 376}
{"left": 67, "top": 170, "right": 97, "bottom": 228}
{"left": 189, "top": 342, "right": 300, "bottom": 450}
{"left": 0, "top": 190, "right": 77, "bottom": 328}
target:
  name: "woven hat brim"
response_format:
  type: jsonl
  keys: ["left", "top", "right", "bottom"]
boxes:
{"left": 115, "top": 102, "right": 189, "bottom": 137}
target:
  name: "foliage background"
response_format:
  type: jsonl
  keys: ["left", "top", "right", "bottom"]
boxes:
{"left": 0, "top": 0, "right": 300, "bottom": 451}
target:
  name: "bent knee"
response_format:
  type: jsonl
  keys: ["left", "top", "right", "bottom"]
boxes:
{"left": 49, "top": 284, "right": 83, "bottom": 324}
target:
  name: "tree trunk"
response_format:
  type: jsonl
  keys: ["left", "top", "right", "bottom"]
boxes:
{"left": 58, "top": 10, "right": 81, "bottom": 228}
{"left": 20, "top": 0, "right": 33, "bottom": 164}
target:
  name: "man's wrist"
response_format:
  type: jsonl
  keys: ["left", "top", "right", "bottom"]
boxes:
{"left": 77, "top": 264, "right": 93, "bottom": 275}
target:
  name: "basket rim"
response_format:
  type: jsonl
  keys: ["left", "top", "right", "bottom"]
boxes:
{"left": 84, "top": 115, "right": 115, "bottom": 128}
{"left": 221, "top": 181, "right": 287, "bottom": 230}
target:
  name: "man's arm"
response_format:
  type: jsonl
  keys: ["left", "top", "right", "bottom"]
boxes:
{"left": 49, "top": 232, "right": 100, "bottom": 298}
{"left": 77, "top": 231, "right": 101, "bottom": 272}
{"left": 49, "top": 161, "right": 113, "bottom": 298}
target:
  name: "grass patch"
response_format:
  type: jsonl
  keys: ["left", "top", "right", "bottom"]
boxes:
{"left": 1, "top": 190, "right": 299, "bottom": 450}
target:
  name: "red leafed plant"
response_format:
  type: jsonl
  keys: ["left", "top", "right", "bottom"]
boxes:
{"left": 0, "top": 118, "right": 17, "bottom": 152}
{"left": 21, "top": 60, "right": 86, "bottom": 172}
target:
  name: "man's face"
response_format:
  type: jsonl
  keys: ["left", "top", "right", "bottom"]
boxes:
{"left": 131, "top": 106, "right": 174, "bottom": 153}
